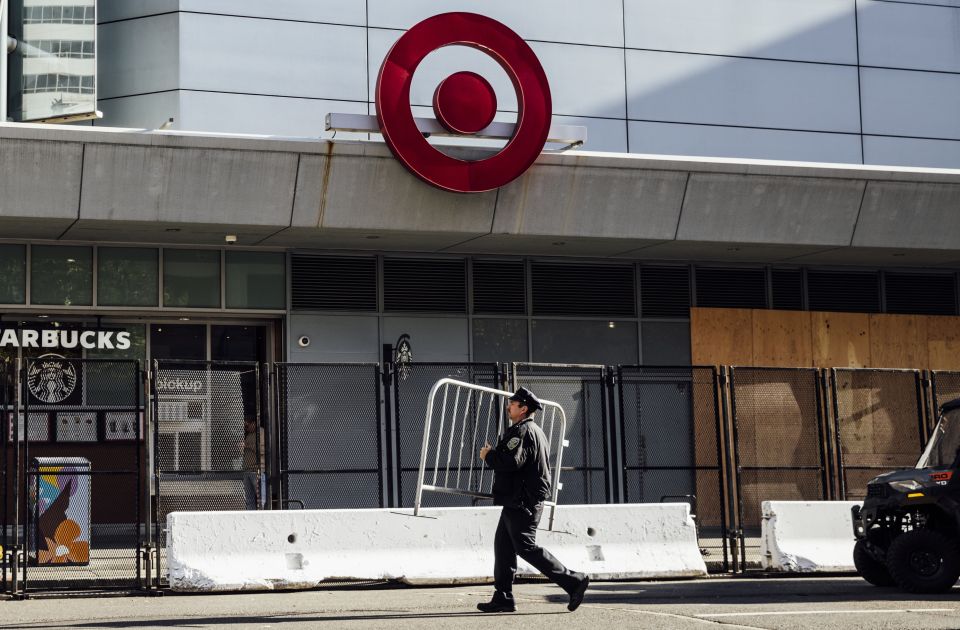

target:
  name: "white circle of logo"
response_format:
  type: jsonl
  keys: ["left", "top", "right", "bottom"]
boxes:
{"left": 27, "top": 354, "right": 77, "bottom": 404}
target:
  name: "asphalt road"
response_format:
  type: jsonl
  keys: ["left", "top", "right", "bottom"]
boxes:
{"left": 3, "top": 577, "right": 960, "bottom": 630}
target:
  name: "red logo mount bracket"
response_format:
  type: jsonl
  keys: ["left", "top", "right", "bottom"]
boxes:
{"left": 375, "top": 12, "right": 552, "bottom": 194}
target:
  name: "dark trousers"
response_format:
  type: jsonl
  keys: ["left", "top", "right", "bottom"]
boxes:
{"left": 493, "top": 504, "right": 580, "bottom": 599}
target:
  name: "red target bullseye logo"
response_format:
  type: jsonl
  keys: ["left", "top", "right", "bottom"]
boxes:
{"left": 376, "top": 12, "right": 552, "bottom": 194}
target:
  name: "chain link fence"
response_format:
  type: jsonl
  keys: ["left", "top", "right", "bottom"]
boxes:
{"left": 153, "top": 361, "right": 260, "bottom": 555}
{"left": 19, "top": 358, "right": 142, "bottom": 593}
{"left": 729, "top": 368, "right": 828, "bottom": 535}
{"left": 931, "top": 371, "right": 960, "bottom": 423}
{"left": 512, "top": 364, "right": 610, "bottom": 505}
{"left": 275, "top": 363, "right": 383, "bottom": 510}
{"left": 392, "top": 363, "right": 501, "bottom": 508}
{"left": 618, "top": 366, "right": 727, "bottom": 569}
{"left": 832, "top": 369, "right": 926, "bottom": 500}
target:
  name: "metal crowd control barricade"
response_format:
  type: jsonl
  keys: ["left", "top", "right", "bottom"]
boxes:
{"left": 413, "top": 378, "right": 568, "bottom": 529}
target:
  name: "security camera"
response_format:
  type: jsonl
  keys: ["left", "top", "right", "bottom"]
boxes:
{"left": 297, "top": 336, "right": 311, "bottom": 348}
{"left": 225, "top": 235, "right": 238, "bottom": 245}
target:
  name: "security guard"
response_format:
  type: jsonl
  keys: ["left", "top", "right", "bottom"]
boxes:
{"left": 478, "top": 387, "right": 590, "bottom": 613}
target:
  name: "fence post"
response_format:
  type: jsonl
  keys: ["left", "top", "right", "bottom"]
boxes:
{"left": 380, "top": 346, "right": 397, "bottom": 509}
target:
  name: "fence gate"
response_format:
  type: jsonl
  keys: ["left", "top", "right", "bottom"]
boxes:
{"left": 152, "top": 360, "right": 261, "bottom": 584}
{"left": 18, "top": 358, "right": 143, "bottom": 594}
{"left": 617, "top": 365, "right": 728, "bottom": 571}
{"left": 931, "top": 371, "right": 960, "bottom": 426}
{"left": 274, "top": 363, "right": 383, "bottom": 510}
{"left": 390, "top": 363, "right": 501, "bottom": 508}
{"left": 832, "top": 369, "right": 926, "bottom": 500}
{"left": 512, "top": 363, "right": 613, "bottom": 505}
{"left": 728, "top": 366, "right": 828, "bottom": 566}
{"left": 1, "top": 360, "right": 11, "bottom": 594}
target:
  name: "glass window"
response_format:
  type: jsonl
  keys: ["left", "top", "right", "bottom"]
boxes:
{"left": 532, "top": 320, "right": 638, "bottom": 364}
{"left": 225, "top": 251, "right": 285, "bottom": 309}
{"left": 0, "top": 245, "right": 26, "bottom": 304}
{"left": 150, "top": 324, "right": 206, "bottom": 361}
{"left": 472, "top": 319, "right": 528, "bottom": 363}
{"left": 98, "top": 248, "right": 159, "bottom": 307}
{"left": 87, "top": 324, "right": 147, "bottom": 407}
{"left": 31, "top": 245, "right": 92, "bottom": 306}
{"left": 163, "top": 250, "right": 220, "bottom": 308}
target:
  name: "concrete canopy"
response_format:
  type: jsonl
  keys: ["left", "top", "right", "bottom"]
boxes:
{"left": 2, "top": 122, "right": 960, "bottom": 267}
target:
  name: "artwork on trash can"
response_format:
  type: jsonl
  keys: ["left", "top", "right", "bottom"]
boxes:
{"left": 32, "top": 464, "right": 91, "bottom": 566}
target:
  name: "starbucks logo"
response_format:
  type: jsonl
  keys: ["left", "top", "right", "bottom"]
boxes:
{"left": 27, "top": 354, "right": 77, "bottom": 404}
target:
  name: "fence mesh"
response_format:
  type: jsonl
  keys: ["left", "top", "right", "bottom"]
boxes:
{"left": 618, "top": 366, "right": 726, "bottom": 567}
{"left": 153, "top": 361, "right": 260, "bottom": 551}
{"left": 394, "top": 364, "right": 500, "bottom": 508}
{"left": 932, "top": 371, "right": 960, "bottom": 419}
{"left": 512, "top": 364, "right": 609, "bottom": 505}
{"left": 729, "top": 367, "right": 826, "bottom": 533}
{"left": 276, "top": 363, "right": 382, "bottom": 509}
{"left": 0, "top": 360, "right": 9, "bottom": 594}
{"left": 20, "top": 358, "right": 142, "bottom": 592}
{"left": 832, "top": 369, "right": 925, "bottom": 500}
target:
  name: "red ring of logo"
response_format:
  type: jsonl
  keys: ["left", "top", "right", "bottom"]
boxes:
{"left": 376, "top": 13, "right": 552, "bottom": 194}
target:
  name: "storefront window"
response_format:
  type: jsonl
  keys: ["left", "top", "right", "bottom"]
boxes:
{"left": 0, "top": 245, "right": 26, "bottom": 304}
{"left": 87, "top": 324, "right": 147, "bottom": 407}
{"left": 31, "top": 245, "right": 92, "bottom": 306}
{"left": 98, "top": 248, "right": 159, "bottom": 307}
{"left": 225, "top": 251, "right": 285, "bottom": 310}
{"left": 151, "top": 324, "right": 206, "bottom": 361}
{"left": 472, "top": 318, "right": 528, "bottom": 362}
{"left": 532, "top": 319, "right": 638, "bottom": 364}
{"left": 163, "top": 250, "right": 220, "bottom": 308}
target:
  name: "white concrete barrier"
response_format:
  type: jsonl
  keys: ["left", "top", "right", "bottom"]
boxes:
{"left": 167, "top": 503, "right": 707, "bottom": 591}
{"left": 760, "top": 500, "right": 862, "bottom": 572}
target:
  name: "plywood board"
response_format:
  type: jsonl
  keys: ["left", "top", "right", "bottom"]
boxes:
{"left": 691, "top": 308, "right": 753, "bottom": 366}
{"left": 811, "top": 311, "right": 870, "bottom": 368}
{"left": 752, "top": 310, "right": 813, "bottom": 367}
{"left": 928, "top": 316, "right": 960, "bottom": 371}
{"left": 869, "top": 314, "right": 929, "bottom": 368}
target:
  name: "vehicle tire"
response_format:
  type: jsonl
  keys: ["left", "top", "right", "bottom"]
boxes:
{"left": 853, "top": 539, "right": 895, "bottom": 586}
{"left": 887, "top": 529, "right": 960, "bottom": 594}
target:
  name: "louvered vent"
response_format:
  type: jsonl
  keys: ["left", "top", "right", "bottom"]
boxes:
{"left": 695, "top": 267, "right": 767, "bottom": 309}
{"left": 383, "top": 258, "right": 466, "bottom": 313}
{"left": 772, "top": 269, "right": 803, "bottom": 310}
{"left": 641, "top": 266, "right": 690, "bottom": 318}
{"left": 807, "top": 271, "right": 880, "bottom": 313}
{"left": 473, "top": 260, "right": 525, "bottom": 315}
{"left": 885, "top": 273, "right": 957, "bottom": 315}
{"left": 531, "top": 263, "right": 635, "bottom": 317}
{"left": 291, "top": 255, "right": 377, "bottom": 311}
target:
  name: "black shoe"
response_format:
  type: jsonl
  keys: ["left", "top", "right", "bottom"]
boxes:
{"left": 477, "top": 599, "right": 516, "bottom": 613}
{"left": 567, "top": 575, "right": 590, "bottom": 612}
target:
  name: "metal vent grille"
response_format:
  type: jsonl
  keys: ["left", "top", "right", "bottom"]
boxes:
{"left": 695, "top": 267, "right": 767, "bottom": 309}
{"left": 531, "top": 263, "right": 635, "bottom": 317}
{"left": 772, "top": 269, "right": 803, "bottom": 310}
{"left": 473, "top": 260, "right": 525, "bottom": 315}
{"left": 641, "top": 266, "right": 690, "bottom": 318}
{"left": 808, "top": 270, "right": 880, "bottom": 313}
{"left": 885, "top": 273, "right": 957, "bottom": 315}
{"left": 383, "top": 258, "right": 467, "bottom": 313}
{"left": 291, "top": 255, "right": 377, "bottom": 311}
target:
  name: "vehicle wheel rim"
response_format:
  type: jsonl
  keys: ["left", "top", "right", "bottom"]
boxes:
{"left": 909, "top": 551, "right": 942, "bottom": 577}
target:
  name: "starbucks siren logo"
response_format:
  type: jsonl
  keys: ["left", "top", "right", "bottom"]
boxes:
{"left": 27, "top": 354, "right": 78, "bottom": 404}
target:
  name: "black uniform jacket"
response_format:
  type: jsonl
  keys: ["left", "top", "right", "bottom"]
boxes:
{"left": 485, "top": 417, "right": 552, "bottom": 509}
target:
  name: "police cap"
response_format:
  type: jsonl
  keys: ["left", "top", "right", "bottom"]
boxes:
{"left": 509, "top": 386, "right": 543, "bottom": 412}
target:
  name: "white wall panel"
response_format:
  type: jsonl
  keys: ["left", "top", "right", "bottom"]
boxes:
{"left": 626, "top": 0, "right": 856, "bottom": 64}
{"left": 180, "top": 0, "right": 366, "bottom": 26}
{"left": 626, "top": 50, "right": 860, "bottom": 133}
{"left": 629, "top": 121, "right": 862, "bottom": 164}
{"left": 369, "top": 32, "right": 626, "bottom": 120}
{"left": 864, "top": 136, "right": 960, "bottom": 169}
{"left": 288, "top": 315, "right": 380, "bottom": 363}
{"left": 179, "top": 92, "right": 369, "bottom": 138}
{"left": 858, "top": 0, "right": 960, "bottom": 72}
{"left": 98, "top": 14, "right": 179, "bottom": 99}
{"left": 179, "top": 14, "right": 367, "bottom": 101}
{"left": 861, "top": 68, "right": 960, "bottom": 140}
{"left": 381, "top": 318, "right": 469, "bottom": 363}
{"left": 97, "top": 92, "right": 180, "bottom": 129}
{"left": 556, "top": 116, "right": 628, "bottom": 153}
{"left": 367, "top": 0, "right": 624, "bottom": 47}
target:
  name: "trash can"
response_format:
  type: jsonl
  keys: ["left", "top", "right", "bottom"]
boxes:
{"left": 29, "top": 457, "right": 91, "bottom": 567}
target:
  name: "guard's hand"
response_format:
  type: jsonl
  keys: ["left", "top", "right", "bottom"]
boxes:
{"left": 479, "top": 443, "right": 492, "bottom": 461}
